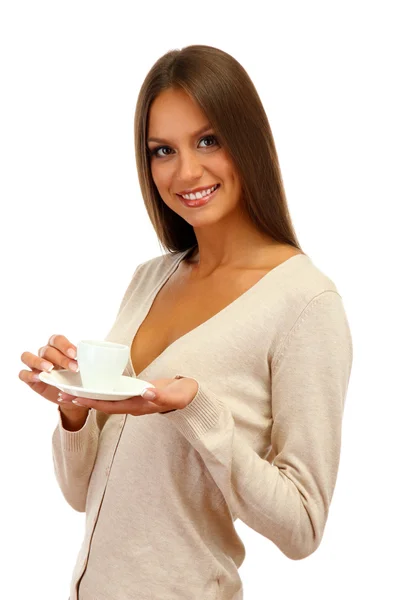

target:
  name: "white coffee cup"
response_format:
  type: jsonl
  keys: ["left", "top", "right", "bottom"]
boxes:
{"left": 76, "top": 340, "right": 130, "bottom": 391}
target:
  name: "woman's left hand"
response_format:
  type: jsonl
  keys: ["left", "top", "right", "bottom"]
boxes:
{"left": 57, "top": 377, "right": 199, "bottom": 415}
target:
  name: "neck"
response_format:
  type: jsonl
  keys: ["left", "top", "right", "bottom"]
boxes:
{"left": 184, "top": 237, "right": 289, "bottom": 280}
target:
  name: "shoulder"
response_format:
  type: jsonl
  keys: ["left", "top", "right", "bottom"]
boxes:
{"left": 259, "top": 250, "right": 342, "bottom": 324}
{"left": 275, "top": 251, "right": 343, "bottom": 305}
{"left": 134, "top": 250, "right": 185, "bottom": 280}
{"left": 263, "top": 252, "right": 352, "bottom": 360}
{"left": 123, "top": 250, "right": 188, "bottom": 296}
{"left": 116, "top": 251, "right": 184, "bottom": 312}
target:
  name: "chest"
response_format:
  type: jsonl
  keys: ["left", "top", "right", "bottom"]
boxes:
{"left": 130, "top": 267, "right": 272, "bottom": 376}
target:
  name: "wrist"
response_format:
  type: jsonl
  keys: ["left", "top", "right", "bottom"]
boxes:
{"left": 58, "top": 404, "right": 90, "bottom": 431}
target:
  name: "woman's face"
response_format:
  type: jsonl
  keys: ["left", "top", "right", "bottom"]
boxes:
{"left": 146, "top": 88, "right": 243, "bottom": 227}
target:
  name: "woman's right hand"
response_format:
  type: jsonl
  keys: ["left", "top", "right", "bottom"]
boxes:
{"left": 19, "top": 334, "right": 89, "bottom": 416}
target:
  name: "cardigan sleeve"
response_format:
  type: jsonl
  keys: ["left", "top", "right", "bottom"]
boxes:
{"left": 51, "top": 408, "right": 101, "bottom": 512}
{"left": 163, "top": 290, "right": 353, "bottom": 560}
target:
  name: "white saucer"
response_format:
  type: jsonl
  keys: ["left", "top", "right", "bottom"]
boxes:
{"left": 38, "top": 369, "right": 155, "bottom": 401}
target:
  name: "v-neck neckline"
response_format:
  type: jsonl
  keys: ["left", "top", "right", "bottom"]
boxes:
{"left": 128, "top": 248, "right": 309, "bottom": 379}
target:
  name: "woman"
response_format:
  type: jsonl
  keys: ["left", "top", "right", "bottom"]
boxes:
{"left": 19, "top": 45, "right": 353, "bottom": 600}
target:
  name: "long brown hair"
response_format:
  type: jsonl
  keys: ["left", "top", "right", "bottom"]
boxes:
{"left": 134, "top": 44, "right": 303, "bottom": 256}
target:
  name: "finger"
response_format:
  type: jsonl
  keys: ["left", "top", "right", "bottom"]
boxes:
{"left": 36, "top": 335, "right": 78, "bottom": 372}
{"left": 47, "top": 334, "right": 78, "bottom": 360}
{"left": 18, "top": 368, "right": 59, "bottom": 402}
{"left": 149, "top": 378, "right": 194, "bottom": 410}
{"left": 57, "top": 391, "right": 78, "bottom": 403}
{"left": 18, "top": 368, "right": 46, "bottom": 385}
{"left": 71, "top": 395, "right": 161, "bottom": 416}
{"left": 20, "top": 351, "right": 56, "bottom": 373}
{"left": 38, "top": 333, "right": 77, "bottom": 360}
{"left": 18, "top": 367, "right": 69, "bottom": 404}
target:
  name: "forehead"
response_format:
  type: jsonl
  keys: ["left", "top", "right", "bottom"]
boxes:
{"left": 147, "top": 88, "right": 209, "bottom": 138}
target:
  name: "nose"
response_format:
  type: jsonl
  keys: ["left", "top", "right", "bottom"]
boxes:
{"left": 175, "top": 149, "right": 203, "bottom": 182}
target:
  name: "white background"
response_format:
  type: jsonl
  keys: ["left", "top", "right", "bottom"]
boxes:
{"left": 1, "top": 1, "right": 399, "bottom": 598}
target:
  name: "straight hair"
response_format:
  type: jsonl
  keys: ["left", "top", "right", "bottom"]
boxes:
{"left": 134, "top": 44, "right": 303, "bottom": 257}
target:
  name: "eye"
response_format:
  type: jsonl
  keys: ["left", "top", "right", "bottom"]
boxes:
{"left": 149, "top": 145, "right": 172, "bottom": 158}
{"left": 148, "top": 135, "right": 219, "bottom": 159}
{"left": 198, "top": 135, "right": 218, "bottom": 148}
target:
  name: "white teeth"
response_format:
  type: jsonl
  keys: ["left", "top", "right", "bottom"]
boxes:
{"left": 182, "top": 184, "right": 218, "bottom": 200}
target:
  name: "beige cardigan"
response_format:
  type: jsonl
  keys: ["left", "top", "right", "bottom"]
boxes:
{"left": 52, "top": 249, "right": 353, "bottom": 600}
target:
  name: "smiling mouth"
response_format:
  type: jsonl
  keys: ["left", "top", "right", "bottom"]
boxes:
{"left": 177, "top": 184, "right": 220, "bottom": 208}
{"left": 177, "top": 184, "right": 220, "bottom": 199}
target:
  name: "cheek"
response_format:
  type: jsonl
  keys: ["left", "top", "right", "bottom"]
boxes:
{"left": 150, "top": 165, "right": 168, "bottom": 191}
{"left": 215, "top": 153, "right": 237, "bottom": 181}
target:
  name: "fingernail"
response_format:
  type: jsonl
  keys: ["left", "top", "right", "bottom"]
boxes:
{"left": 41, "top": 361, "right": 54, "bottom": 372}
{"left": 69, "top": 361, "right": 79, "bottom": 372}
{"left": 141, "top": 389, "right": 156, "bottom": 400}
{"left": 72, "top": 400, "right": 86, "bottom": 407}
{"left": 67, "top": 348, "right": 77, "bottom": 359}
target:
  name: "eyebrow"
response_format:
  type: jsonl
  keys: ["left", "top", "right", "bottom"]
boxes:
{"left": 147, "top": 123, "right": 213, "bottom": 144}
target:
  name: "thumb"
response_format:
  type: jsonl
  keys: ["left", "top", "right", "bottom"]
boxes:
{"left": 161, "top": 376, "right": 199, "bottom": 409}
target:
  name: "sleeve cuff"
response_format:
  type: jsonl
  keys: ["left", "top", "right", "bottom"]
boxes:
{"left": 162, "top": 375, "right": 225, "bottom": 444}
{"left": 57, "top": 407, "right": 99, "bottom": 452}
